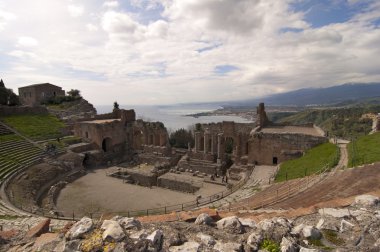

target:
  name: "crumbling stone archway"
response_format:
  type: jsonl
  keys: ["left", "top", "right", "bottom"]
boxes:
{"left": 102, "top": 137, "right": 112, "bottom": 152}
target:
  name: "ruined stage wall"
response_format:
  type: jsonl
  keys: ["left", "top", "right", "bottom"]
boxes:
{"left": 248, "top": 133, "right": 327, "bottom": 165}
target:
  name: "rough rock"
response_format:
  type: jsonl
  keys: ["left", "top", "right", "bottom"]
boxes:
{"left": 26, "top": 218, "right": 51, "bottom": 238}
{"left": 101, "top": 220, "right": 125, "bottom": 241}
{"left": 280, "top": 237, "right": 297, "bottom": 252}
{"left": 65, "top": 217, "right": 93, "bottom": 240}
{"left": 112, "top": 216, "right": 142, "bottom": 230}
{"left": 164, "top": 230, "right": 187, "bottom": 248}
{"left": 291, "top": 224, "right": 305, "bottom": 235}
{"left": 299, "top": 247, "right": 321, "bottom": 252}
{"left": 146, "top": 229, "right": 163, "bottom": 248}
{"left": 32, "top": 233, "right": 60, "bottom": 251}
{"left": 62, "top": 239, "right": 81, "bottom": 252}
{"left": 214, "top": 241, "right": 243, "bottom": 252}
{"left": 130, "top": 229, "right": 148, "bottom": 240}
{"left": 216, "top": 216, "right": 244, "bottom": 234}
{"left": 318, "top": 208, "right": 350, "bottom": 218}
{"left": 196, "top": 232, "right": 215, "bottom": 246}
{"left": 258, "top": 217, "right": 292, "bottom": 242}
{"left": 194, "top": 213, "right": 214, "bottom": 225}
{"left": 247, "top": 232, "right": 263, "bottom": 250}
{"left": 354, "top": 195, "right": 379, "bottom": 207}
{"left": 302, "top": 226, "right": 321, "bottom": 240}
{"left": 340, "top": 219, "right": 355, "bottom": 233}
{"left": 238, "top": 218, "right": 256, "bottom": 228}
{"left": 169, "top": 241, "right": 200, "bottom": 252}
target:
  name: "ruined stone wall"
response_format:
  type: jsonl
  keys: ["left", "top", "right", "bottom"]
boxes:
{"left": 0, "top": 105, "right": 48, "bottom": 116}
{"left": 73, "top": 120, "right": 126, "bottom": 151}
{"left": 157, "top": 175, "right": 200, "bottom": 193}
{"left": 133, "top": 120, "right": 169, "bottom": 149}
{"left": 248, "top": 133, "right": 327, "bottom": 165}
{"left": 127, "top": 170, "right": 157, "bottom": 187}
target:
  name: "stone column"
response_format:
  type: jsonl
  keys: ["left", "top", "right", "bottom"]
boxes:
{"left": 235, "top": 134, "right": 242, "bottom": 165}
{"left": 194, "top": 132, "right": 201, "bottom": 152}
{"left": 211, "top": 134, "right": 216, "bottom": 154}
{"left": 217, "top": 133, "right": 223, "bottom": 160}
{"left": 204, "top": 131, "right": 210, "bottom": 154}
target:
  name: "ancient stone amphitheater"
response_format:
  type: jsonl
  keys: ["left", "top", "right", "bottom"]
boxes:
{"left": 0, "top": 107, "right": 380, "bottom": 251}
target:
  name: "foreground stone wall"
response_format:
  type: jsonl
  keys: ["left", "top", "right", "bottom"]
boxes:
{"left": 248, "top": 133, "right": 327, "bottom": 165}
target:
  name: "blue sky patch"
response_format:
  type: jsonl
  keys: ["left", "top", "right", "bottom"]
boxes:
{"left": 119, "top": 1, "right": 165, "bottom": 25}
{"left": 290, "top": 0, "right": 372, "bottom": 28}
{"left": 196, "top": 43, "right": 223, "bottom": 53}
{"left": 214, "top": 65, "right": 239, "bottom": 75}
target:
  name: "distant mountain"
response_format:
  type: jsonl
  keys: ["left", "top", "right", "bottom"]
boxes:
{"left": 226, "top": 83, "right": 380, "bottom": 107}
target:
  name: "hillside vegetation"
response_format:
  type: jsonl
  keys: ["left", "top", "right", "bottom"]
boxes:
{"left": 275, "top": 143, "right": 339, "bottom": 182}
{"left": 276, "top": 105, "right": 380, "bottom": 139}
{"left": 2, "top": 114, "right": 65, "bottom": 140}
{"left": 348, "top": 132, "right": 380, "bottom": 167}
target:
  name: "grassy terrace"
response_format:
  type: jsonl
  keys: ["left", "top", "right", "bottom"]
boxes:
{"left": 275, "top": 142, "right": 339, "bottom": 182}
{"left": 2, "top": 114, "right": 65, "bottom": 141}
{"left": 348, "top": 132, "right": 380, "bottom": 167}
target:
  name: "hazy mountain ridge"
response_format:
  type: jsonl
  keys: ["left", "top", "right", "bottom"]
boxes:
{"left": 223, "top": 83, "right": 380, "bottom": 107}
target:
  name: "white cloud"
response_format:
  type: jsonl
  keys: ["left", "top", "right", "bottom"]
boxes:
{"left": 0, "top": 9, "right": 16, "bottom": 31}
{"left": 2, "top": 0, "right": 380, "bottom": 106}
{"left": 86, "top": 23, "right": 98, "bottom": 31}
{"left": 67, "top": 4, "right": 84, "bottom": 17}
{"left": 103, "top": 1, "right": 119, "bottom": 8}
{"left": 17, "top": 36, "right": 39, "bottom": 47}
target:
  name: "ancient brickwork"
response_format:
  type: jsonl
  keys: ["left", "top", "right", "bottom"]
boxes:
{"left": 158, "top": 173, "right": 201, "bottom": 193}
{"left": 248, "top": 132, "right": 327, "bottom": 165}
{"left": 73, "top": 109, "right": 170, "bottom": 165}
{"left": 18, "top": 83, "right": 65, "bottom": 106}
{"left": 190, "top": 103, "right": 328, "bottom": 167}
{"left": 0, "top": 105, "right": 48, "bottom": 116}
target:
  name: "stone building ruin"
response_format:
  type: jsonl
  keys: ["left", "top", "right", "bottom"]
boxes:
{"left": 18, "top": 83, "right": 65, "bottom": 106}
{"left": 72, "top": 109, "right": 171, "bottom": 166}
{"left": 184, "top": 103, "right": 327, "bottom": 173}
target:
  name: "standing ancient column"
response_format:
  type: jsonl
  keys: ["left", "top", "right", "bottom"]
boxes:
{"left": 211, "top": 134, "right": 216, "bottom": 154}
{"left": 194, "top": 132, "right": 201, "bottom": 152}
{"left": 217, "top": 133, "right": 223, "bottom": 160}
{"left": 204, "top": 131, "right": 210, "bottom": 154}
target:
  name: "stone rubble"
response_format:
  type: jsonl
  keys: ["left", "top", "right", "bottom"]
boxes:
{"left": 0, "top": 194, "right": 379, "bottom": 252}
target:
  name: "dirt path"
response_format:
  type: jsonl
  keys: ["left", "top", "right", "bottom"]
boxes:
{"left": 334, "top": 139, "right": 349, "bottom": 170}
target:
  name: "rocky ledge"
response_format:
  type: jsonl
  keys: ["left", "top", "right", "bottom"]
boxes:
{"left": 1, "top": 194, "right": 379, "bottom": 252}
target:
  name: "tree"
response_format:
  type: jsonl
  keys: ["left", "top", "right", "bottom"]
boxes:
{"left": 0, "top": 83, "right": 19, "bottom": 106}
{"left": 169, "top": 128, "right": 194, "bottom": 149}
{"left": 8, "top": 91, "right": 20, "bottom": 106}
{"left": 67, "top": 89, "right": 81, "bottom": 98}
{"left": 0, "top": 79, "right": 4, "bottom": 88}
{"left": 113, "top": 101, "right": 119, "bottom": 111}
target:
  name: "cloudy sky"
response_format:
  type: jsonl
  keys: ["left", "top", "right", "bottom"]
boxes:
{"left": 1, "top": 0, "right": 380, "bottom": 105}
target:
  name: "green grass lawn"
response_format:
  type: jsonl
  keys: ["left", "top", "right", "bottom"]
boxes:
{"left": 2, "top": 114, "right": 65, "bottom": 140}
{"left": 275, "top": 142, "right": 339, "bottom": 182}
{"left": 348, "top": 132, "right": 380, "bottom": 167}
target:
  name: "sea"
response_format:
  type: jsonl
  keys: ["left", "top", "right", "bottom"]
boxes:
{"left": 95, "top": 104, "right": 253, "bottom": 132}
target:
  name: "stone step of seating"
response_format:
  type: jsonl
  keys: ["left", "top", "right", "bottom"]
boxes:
{"left": 4, "top": 149, "right": 44, "bottom": 161}
{"left": 0, "top": 143, "right": 35, "bottom": 152}
{"left": 189, "top": 158, "right": 215, "bottom": 164}
{"left": 0, "top": 201, "right": 27, "bottom": 217}
{"left": 0, "top": 123, "right": 14, "bottom": 135}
